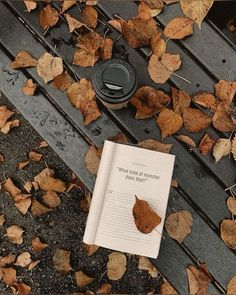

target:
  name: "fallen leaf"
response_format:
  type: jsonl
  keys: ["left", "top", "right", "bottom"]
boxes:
{"left": 29, "top": 151, "right": 43, "bottom": 161}
{"left": 22, "top": 79, "right": 37, "bottom": 96}
{"left": 0, "top": 105, "right": 14, "bottom": 128}
{"left": 107, "top": 252, "right": 127, "bottom": 280}
{"left": 186, "top": 264, "right": 212, "bottom": 294}
{"left": 138, "top": 256, "right": 159, "bottom": 277}
{"left": 7, "top": 225, "right": 24, "bottom": 244}
{"left": 0, "top": 153, "right": 4, "bottom": 164}
{"left": 75, "top": 271, "right": 95, "bottom": 287}
{"left": 0, "top": 214, "right": 6, "bottom": 226}
{"left": 61, "top": 0, "right": 76, "bottom": 13}
{"left": 192, "top": 92, "right": 216, "bottom": 109}
{"left": 80, "top": 191, "right": 92, "bottom": 211}
{"left": 28, "top": 260, "right": 40, "bottom": 271}
{"left": 24, "top": 1, "right": 37, "bottom": 12}
{"left": 37, "top": 53, "right": 63, "bottom": 84}
{"left": 67, "top": 79, "right": 101, "bottom": 125}
{"left": 97, "top": 283, "right": 112, "bottom": 294}
{"left": 165, "top": 210, "right": 193, "bottom": 243}
{"left": 11, "top": 282, "right": 31, "bottom": 295}
{"left": 42, "top": 190, "right": 61, "bottom": 208}
{"left": 176, "top": 135, "right": 196, "bottom": 148}
{"left": 1, "top": 119, "right": 20, "bottom": 134}
{"left": 53, "top": 249, "right": 72, "bottom": 273}
{"left": 172, "top": 87, "right": 191, "bottom": 115}
{"left": 0, "top": 254, "right": 16, "bottom": 267}
{"left": 227, "top": 197, "right": 236, "bottom": 215}
{"left": 138, "top": 139, "right": 173, "bottom": 153}
{"left": 39, "top": 5, "right": 59, "bottom": 30}
{"left": 171, "top": 178, "right": 178, "bottom": 188}
{"left": 32, "top": 237, "right": 48, "bottom": 252}
{"left": 2, "top": 267, "right": 17, "bottom": 286}
{"left": 148, "top": 53, "right": 181, "bottom": 84}
{"left": 183, "top": 108, "right": 211, "bottom": 133}
{"left": 232, "top": 135, "right": 236, "bottom": 161}
{"left": 15, "top": 198, "right": 31, "bottom": 215}
{"left": 160, "top": 280, "right": 178, "bottom": 294}
{"left": 101, "top": 38, "right": 113, "bottom": 61}
{"left": 83, "top": 243, "right": 99, "bottom": 256}
{"left": 24, "top": 181, "right": 33, "bottom": 193}
{"left": 32, "top": 181, "right": 39, "bottom": 191}
{"left": 64, "top": 13, "right": 85, "bottom": 33}
{"left": 15, "top": 252, "right": 31, "bottom": 268}
{"left": 82, "top": 5, "right": 98, "bottom": 28}
{"left": 215, "top": 80, "right": 236, "bottom": 106}
{"left": 84, "top": 145, "right": 101, "bottom": 175}
{"left": 220, "top": 219, "right": 236, "bottom": 249}
{"left": 213, "top": 103, "right": 236, "bottom": 132}
{"left": 213, "top": 138, "right": 231, "bottom": 163}
{"left": 164, "top": 16, "right": 194, "bottom": 39}
{"left": 52, "top": 71, "right": 72, "bottom": 91}
{"left": 199, "top": 133, "right": 215, "bottom": 155}
{"left": 18, "top": 160, "right": 30, "bottom": 170}
{"left": 180, "top": 0, "right": 214, "bottom": 29}
{"left": 151, "top": 39, "right": 166, "bottom": 57}
{"left": 138, "top": 1, "right": 162, "bottom": 19}
{"left": 38, "top": 140, "right": 48, "bottom": 148}
{"left": 34, "top": 168, "right": 66, "bottom": 192}
{"left": 227, "top": 275, "right": 236, "bottom": 294}
{"left": 3, "top": 178, "right": 21, "bottom": 199}
{"left": 31, "top": 199, "right": 51, "bottom": 217}
{"left": 133, "top": 196, "right": 162, "bottom": 234}
{"left": 108, "top": 19, "right": 122, "bottom": 33}
{"left": 11, "top": 51, "right": 37, "bottom": 69}
{"left": 130, "top": 86, "right": 171, "bottom": 119}
{"left": 157, "top": 109, "right": 183, "bottom": 140}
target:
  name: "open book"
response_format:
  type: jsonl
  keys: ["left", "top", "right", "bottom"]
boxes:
{"left": 83, "top": 140, "right": 175, "bottom": 258}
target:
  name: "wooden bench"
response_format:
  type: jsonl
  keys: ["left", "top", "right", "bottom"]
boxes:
{"left": 0, "top": 1, "right": 235, "bottom": 293}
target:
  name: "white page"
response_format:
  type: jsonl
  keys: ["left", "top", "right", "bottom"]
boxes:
{"left": 94, "top": 142, "right": 175, "bottom": 258}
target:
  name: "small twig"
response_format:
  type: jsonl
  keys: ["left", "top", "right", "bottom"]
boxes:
{"left": 154, "top": 228, "right": 165, "bottom": 239}
{"left": 43, "top": 26, "right": 49, "bottom": 36}
{"left": 115, "top": 33, "right": 122, "bottom": 41}
{"left": 113, "top": 13, "right": 125, "bottom": 22}
{"left": 172, "top": 72, "right": 191, "bottom": 85}
{"left": 75, "top": 2, "right": 82, "bottom": 13}
{"left": 103, "top": 27, "right": 109, "bottom": 39}
{"left": 165, "top": 37, "right": 170, "bottom": 45}
{"left": 98, "top": 18, "right": 107, "bottom": 26}
{"left": 99, "top": 269, "right": 108, "bottom": 281}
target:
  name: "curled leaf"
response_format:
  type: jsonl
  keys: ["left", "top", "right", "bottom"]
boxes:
{"left": 138, "top": 139, "right": 173, "bottom": 153}
{"left": 2, "top": 268, "right": 17, "bottom": 286}
{"left": 15, "top": 198, "right": 32, "bottom": 215}
{"left": 176, "top": 135, "right": 196, "bottom": 148}
{"left": 32, "top": 237, "right": 48, "bottom": 252}
{"left": 183, "top": 108, "right": 211, "bottom": 133}
{"left": 220, "top": 219, "right": 236, "bottom": 249}
{"left": 199, "top": 133, "right": 215, "bottom": 155}
{"left": 0, "top": 214, "right": 6, "bottom": 226}
{"left": 1, "top": 119, "right": 20, "bottom": 134}
{"left": 11, "top": 51, "right": 37, "bottom": 69}
{"left": 101, "top": 38, "right": 113, "bottom": 61}
{"left": 213, "top": 138, "right": 231, "bottom": 163}
{"left": 192, "top": 92, "right": 216, "bottom": 109}
{"left": 84, "top": 145, "right": 101, "bottom": 175}
{"left": 107, "top": 252, "right": 127, "bottom": 280}
{"left": 11, "top": 282, "right": 31, "bottom": 295}
{"left": 97, "top": 283, "right": 112, "bottom": 294}
{"left": 31, "top": 199, "right": 51, "bottom": 217}
{"left": 164, "top": 16, "right": 194, "bottom": 39}
{"left": 24, "top": 1, "right": 37, "bottom": 12}
{"left": 34, "top": 168, "right": 66, "bottom": 192}
{"left": 42, "top": 190, "right": 61, "bottom": 208}
{"left": 232, "top": 135, "right": 236, "bottom": 161}
{"left": 0, "top": 106, "right": 14, "bottom": 128}
{"left": 0, "top": 254, "right": 16, "bottom": 267}
{"left": 64, "top": 14, "right": 84, "bottom": 33}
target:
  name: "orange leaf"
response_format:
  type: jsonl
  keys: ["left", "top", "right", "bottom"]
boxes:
{"left": 29, "top": 151, "right": 43, "bottom": 162}
{"left": 97, "top": 283, "right": 112, "bottom": 294}
{"left": 39, "top": 5, "right": 59, "bottom": 30}
{"left": 22, "top": 79, "right": 37, "bottom": 96}
{"left": 138, "top": 139, "right": 173, "bottom": 153}
{"left": 34, "top": 168, "right": 66, "bottom": 192}
{"left": 183, "top": 108, "right": 211, "bottom": 133}
{"left": 1, "top": 119, "right": 20, "bottom": 134}
{"left": 212, "top": 103, "right": 236, "bottom": 132}
{"left": 31, "top": 199, "right": 51, "bottom": 217}
{"left": 6, "top": 225, "right": 24, "bottom": 245}
{"left": 60, "top": 0, "right": 76, "bottom": 13}
{"left": 83, "top": 243, "right": 99, "bottom": 256}
{"left": 0, "top": 214, "right": 6, "bottom": 226}
{"left": 0, "top": 105, "right": 14, "bottom": 128}
{"left": 2, "top": 267, "right": 17, "bottom": 286}
{"left": 164, "top": 16, "right": 194, "bottom": 39}
{"left": 11, "top": 282, "right": 31, "bottom": 295}
{"left": 101, "top": 38, "right": 114, "bottom": 61}
{"left": 52, "top": 71, "right": 72, "bottom": 91}
{"left": 199, "top": 133, "right": 215, "bottom": 155}
{"left": 32, "top": 237, "right": 48, "bottom": 252}
{"left": 11, "top": 51, "right": 37, "bottom": 69}
{"left": 24, "top": 1, "right": 37, "bottom": 12}
{"left": 15, "top": 252, "right": 31, "bottom": 268}
{"left": 0, "top": 254, "right": 16, "bottom": 267}
{"left": 192, "top": 92, "right": 216, "bottom": 109}
{"left": 64, "top": 13, "right": 84, "bottom": 33}
{"left": 75, "top": 271, "right": 95, "bottom": 287}
{"left": 215, "top": 80, "right": 236, "bottom": 106}
{"left": 42, "top": 190, "right": 61, "bottom": 208}
{"left": 172, "top": 87, "right": 191, "bottom": 115}
{"left": 220, "top": 219, "right": 236, "bottom": 249}
{"left": 15, "top": 198, "right": 31, "bottom": 215}
{"left": 82, "top": 5, "right": 98, "bottom": 28}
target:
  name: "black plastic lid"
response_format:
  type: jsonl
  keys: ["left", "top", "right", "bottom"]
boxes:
{"left": 92, "top": 58, "right": 137, "bottom": 104}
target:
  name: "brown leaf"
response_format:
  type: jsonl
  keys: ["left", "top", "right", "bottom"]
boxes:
{"left": 160, "top": 280, "right": 177, "bottom": 294}
{"left": 138, "top": 1, "right": 162, "bottom": 19}
{"left": 2, "top": 267, "right": 17, "bottom": 286}
{"left": 164, "top": 16, "right": 194, "bottom": 39}
{"left": 42, "top": 190, "right": 61, "bottom": 208}
{"left": 215, "top": 80, "right": 236, "bottom": 106}
{"left": 97, "top": 283, "right": 112, "bottom": 294}
{"left": 83, "top": 243, "right": 99, "bottom": 256}
{"left": 171, "top": 178, "right": 178, "bottom": 188}
{"left": 213, "top": 138, "right": 231, "bottom": 163}
{"left": 183, "top": 108, "right": 211, "bottom": 133}
{"left": 80, "top": 191, "right": 92, "bottom": 211}
{"left": 199, "top": 133, "right": 215, "bottom": 155}
{"left": 148, "top": 53, "right": 181, "bottom": 84}
{"left": 1, "top": 119, "right": 20, "bottom": 134}
{"left": 150, "top": 31, "right": 162, "bottom": 53}
{"left": 108, "top": 19, "right": 122, "bottom": 33}
{"left": 0, "top": 153, "right": 4, "bottom": 164}
{"left": 29, "top": 151, "right": 43, "bottom": 161}
{"left": 7, "top": 225, "right": 24, "bottom": 245}
{"left": 39, "top": 5, "right": 59, "bottom": 30}
{"left": 172, "top": 87, "right": 191, "bottom": 115}
{"left": 138, "top": 256, "right": 159, "bottom": 278}
{"left": 15, "top": 198, "right": 32, "bottom": 215}
{"left": 28, "top": 260, "right": 40, "bottom": 271}
{"left": 11, "top": 51, "right": 37, "bottom": 69}
{"left": 176, "top": 135, "right": 196, "bottom": 148}
{"left": 101, "top": 38, "right": 113, "bottom": 61}
{"left": 31, "top": 199, "right": 51, "bottom": 217}
{"left": 232, "top": 135, "right": 236, "bottom": 161}
{"left": 107, "top": 252, "right": 127, "bottom": 280}
{"left": 18, "top": 160, "right": 30, "bottom": 170}
{"left": 38, "top": 140, "right": 48, "bottom": 148}
{"left": 84, "top": 145, "right": 101, "bottom": 175}
{"left": 32, "top": 181, "right": 39, "bottom": 191}
{"left": 220, "top": 219, "right": 236, "bottom": 249}
{"left": 34, "top": 168, "right": 66, "bottom": 192}
{"left": 3, "top": 178, "right": 21, "bottom": 199}
{"left": 11, "top": 282, "right": 31, "bottom": 295}
{"left": 15, "top": 252, "right": 31, "bottom": 268}
{"left": 138, "top": 139, "right": 173, "bottom": 153}
{"left": 213, "top": 103, "right": 236, "bottom": 132}
{"left": 192, "top": 92, "right": 216, "bottom": 109}
{"left": 0, "top": 214, "right": 6, "bottom": 226}
{"left": 0, "top": 105, "right": 14, "bottom": 128}
{"left": 133, "top": 196, "right": 162, "bottom": 234}
{"left": 151, "top": 38, "right": 166, "bottom": 57}
{"left": 24, "top": 1, "right": 37, "bottom": 12}
{"left": 180, "top": 0, "right": 214, "bottom": 29}
{"left": 61, "top": 0, "right": 76, "bottom": 13}
{"left": 64, "top": 14, "right": 85, "bottom": 33}
{"left": 130, "top": 86, "right": 171, "bottom": 119}
{"left": 75, "top": 271, "right": 95, "bottom": 287}
{"left": 227, "top": 197, "right": 236, "bottom": 215}
{"left": 22, "top": 79, "right": 37, "bottom": 96}
{"left": 53, "top": 249, "right": 72, "bottom": 273}
{"left": 227, "top": 275, "right": 236, "bottom": 294}
{"left": 52, "top": 71, "right": 72, "bottom": 91}
{"left": 186, "top": 264, "right": 212, "bottom": 294}
{"left": 0, "top": 254, "right": 16, "bottom": 267}
{"left": 82, "top": 5, "right": 98, "bottom": 28}
{"left": 67, "top": 79, "right": 101, "bottom": 125}
{"left": 157, "top": 109, "right": 183, "bottom": 140}
{"left": 32, "top": 237, "right": 48, "bottom": 252}
{"left": 37, "top": 53, "right": 63, "bottom": 84}
{"left": 165, "top": 210, "right": 193, "bottom": 243}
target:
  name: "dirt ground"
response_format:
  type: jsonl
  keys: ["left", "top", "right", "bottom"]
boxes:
{"left": 0, "top": 94, "right": 163, "bottom": 294}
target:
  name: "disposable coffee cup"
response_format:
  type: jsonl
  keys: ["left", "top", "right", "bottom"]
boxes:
{"left": 92, "top": 58, "right": 137, "bottom": 110}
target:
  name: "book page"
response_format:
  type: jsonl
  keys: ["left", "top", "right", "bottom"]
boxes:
{"left": 95, "top": 142, "right": 175, "bottom": 258}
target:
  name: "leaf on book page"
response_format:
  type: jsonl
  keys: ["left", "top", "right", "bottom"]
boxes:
{"left": 75, "top": 271, "right": 95, "bottom": 287}
{"left": 165, "top": 210, "right": 193, "bottom": 243}
{"left": 83, "top": 243, "right": 99, "bottom": 256}
{"left": 199, "top": 133, "right": 215, "bottom": 156}
{"left": 32, "top": 237, "right": 48, "bottom": 252}
{"left": 160, "top": 279, "right": 178, "bottom": 294}
{"left": 107, "top": 252, "right": 127, "bottom": 280}
{"left": 227, "top": 197, "right": 236, "bottom": 215}
{"left": 133, "top": 196, "right": 162, "bottom": 234}
{"left": 53, "top": 249, "right": 72, "bottom": 273}
{"left": 227, "top": 275, "right": 236, "bottom": 294}
{"left": 97, "top": 283, "right": 112, "bottom": 294}
{"left": 138, "top": 139, "right": 173, "bottom": 154}
{"left": 176, "top": 135, "right": 196, "bottom": 148}
{"left": 186, "top": 264, "right": 212, "bottom": 294}
{"left": 213, "top": 138, "right": 231, "bottom": 163}
{"left": 138, "top": 256, "right": 159, "bottom": 278}
{"left": 220, "top": 219, "right": 236, "bottom": 249}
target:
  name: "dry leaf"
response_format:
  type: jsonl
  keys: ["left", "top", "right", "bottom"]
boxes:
{"left": 227, "top": 197, "right": 236, "bottom": 215}
{"left": 61, "top": 0, "right": 76, "bottom": 13}
{"left": 34, "top": 168, "right": 66, "bottom": 192}
{"left": 0, "top": 214, "right": 6, "bottom": 226}
{"left": 1, "top": 119, "right": 20, "bottom": 134}
{"left": 11, "top": 282, "right": 31, "bottom": 295}
{"left": 130, "top": 86, "right": 171, "bottom": 119}
{"left": 133, "top": 196, "right": 162, "bottom": 234}
{"left": 24, "top": 1, "right": 37, "bottom": 12}
{"left": 22, "top": 79, "right": 37, "bottom": 96}
{"left": 186, "top": 264, "right": 212, "bottom": 294}
{"left": 82, "top": 6, "right": 98, "bottom": 28}
{"left": 39, "top": 5, "right": 59, "bottom": 30}
{"left": 165, "top": 210, "right": 193, "bottom": 243}
{"left": 232, "top": 135, "right": 236, "bottom": 161}
{"left": 171, "top": 178, "right": 178, "bottom": 188}
{"left": 213, "top": 138, "right": 231, "bottom": 163}
{"left": 138, "top": 256, "right": 159, "bottom": 278}
{"left": 64, "top": 14, "right": 85, "bottom": 33}
{"left": 17, "top": 160, "right": 29, "bottom": 170}
{"left": 28, "top": 260, "right": 40, "bottom": 271}
{"left": 75, "top": 271, "right": 95, "bottom": 287}
{"left": 2, "top": 267, "right": 17, "bottom": 286}
{"left": 37, "top": 53, "right": 63, "bottom": 84}
{"left": 83, "top": 243, "right": 99, "bottom": 256}
{"left": 138, "top": 139, "right": 173, "bottom": 153}
{"left": 180, "top": 0, "right": 214, "bottom": 29}
{"left": 32, "top": 181, "right": 39, "bottom": 191}
{"left": 53, "top": 249, "right": 72, "bottom": 273}
{"left": 0, "top": 254, "right": 16, "bottom": 267}
{"left": 67, "top": 79, "right": 101, "bottom": 125}
{"left": 183, "top": 108, "right": 211, "bottom": 133}
{"left": 199, "top": 133, "right": 215, "bottom": 155}
{"left": 148, "top": 53, "right": 181, "bottom": 84}
{"left": 101, "top": 38, "right": 113, "bottom": 61}
{"left": 0, "top": 105, "right": 14, "bottom": 128}
{"left": 108, "top": 19, "right": 122, "bottom": 33}
{"left": 31, "top": 199, "right": 51, "bottom": 217}
{"left": 164, "top": 16, "right": 194, "bottom": 39}
{"left": 227, "top": 275, "right": 236, "bottom": 294}
{"left": 11, "top": 51, "right": 37, "bottom": 69}
{"left": 97, "top": 283, "right": 112, "bottom": 294}
{"left": 192, "top": 92, "right": 216, "bottom": 109}
{"left": 7, "top": 225, "right": 24, "bottom": 244}
{"left": 176, "top": 135, "right": 196, "bottom": 148}
{"left": 15, "top": 252, "right": 31, "bottom": 268}
{"left": 107, "top": 252, "right": 127, "bottom": 280}
{"left": 42, "top": 190, "right": 61, "bottom": 208}
{"left": 24, "top": 181, "right": 33, "bottom": 193}
{"left": 172, "top": 87, "right": 191, "bottom": 115}
{"left": 151, "top": 39, "right": 166, "bottom": 57}
{"left": 80, "top": 192, "right": 92, "bottom": 211}
{"left": 220, "top": 219, "right": 236, "bottom": 249}
{"left": 160, "top": 280, "right": 177, "bottom": 294}
{"left": 138, "top": 1, "right": 162, "bottom": 19}
{"left": 38, "top": 140, "right": 48, "bottom": 148}
{"left": 215, "top": 80, "right": 236, "bottom": 106}
{"left": 3, "top": 178, "right": 21, "bottom": 199}
{"left": 53, "top": 71, "right": 72, "bottom": 91}
{"left": 84, "top": 145, "right": 101, "bottom": 175}
{"left": 213, "top": 103, "right": 236, "bottom": 132}
{"left": 15, "top": 198, "right": 31, "bottom": 215}
{"left": 157, "top": 109, "right": 183, "bottom": 140}
{"left": 32, "top": 237, "right": 48, "bottom": 252}
{"left": 28, "top": 151, "right": 42, "bottom": 162}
